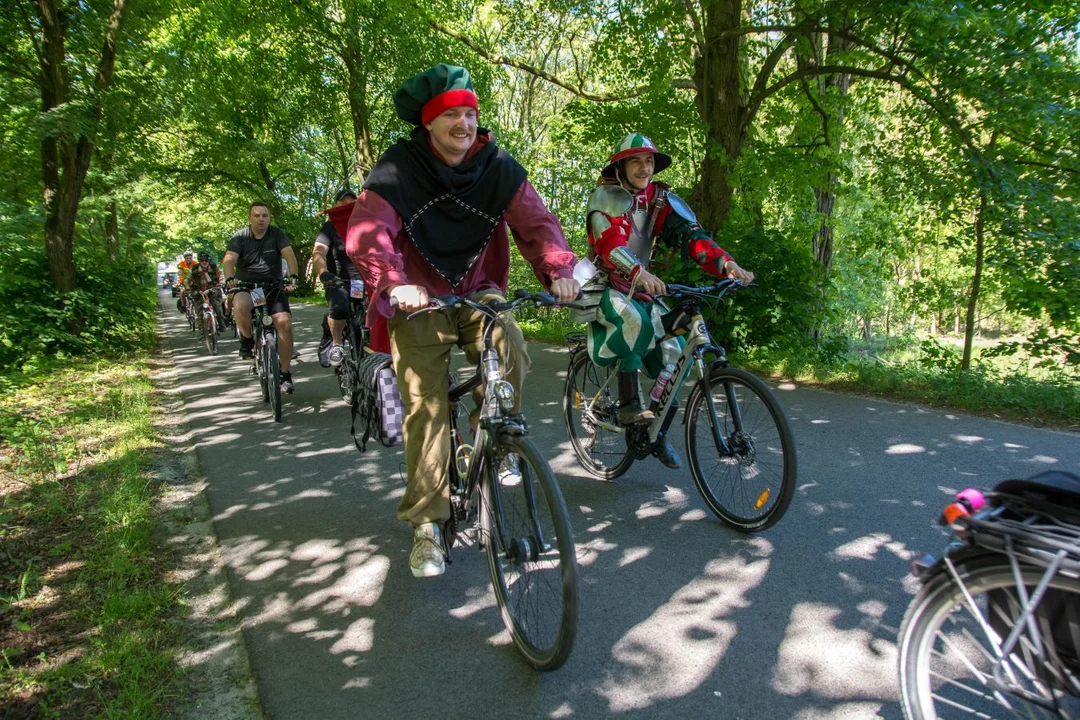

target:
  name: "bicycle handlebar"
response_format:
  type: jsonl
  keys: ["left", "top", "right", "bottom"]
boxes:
{"left": 658, "top": 278, "right": 752, "bottom": 301}
{"left": 400, "top": 289, "right": 586, "bottom": 321}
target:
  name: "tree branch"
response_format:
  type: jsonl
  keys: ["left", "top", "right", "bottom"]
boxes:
{"left": 426, "top": 16, "right": 694, "bottom": 101}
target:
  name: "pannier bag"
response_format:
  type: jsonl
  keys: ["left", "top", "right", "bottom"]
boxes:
{"left": 986, "top": 470, "right": 1080, "bottom": 691}
{"left": 352, "top": 351, "right": 405, "bottom": 452}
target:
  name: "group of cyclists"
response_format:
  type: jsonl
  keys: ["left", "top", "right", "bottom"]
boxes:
{"left": 174, "top": 63, "right": 754, "bottom": 581}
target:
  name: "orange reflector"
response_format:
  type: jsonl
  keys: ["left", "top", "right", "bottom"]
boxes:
{"left": 574, "top": 391, "right": 582, "bottom": 409}
{"left": 755, "top": 489, "right": 771, "bottom": 510}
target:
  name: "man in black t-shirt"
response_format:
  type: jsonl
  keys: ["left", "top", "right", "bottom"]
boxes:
{"left": 222, "top": 202, "right": 300, "bottom": 394}
{"left": 312, "top": 188, "right": 360, "bottom": 367}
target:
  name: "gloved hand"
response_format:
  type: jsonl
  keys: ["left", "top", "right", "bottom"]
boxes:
{"left": 319, "top": 271, "right": 334, "bottom": 285}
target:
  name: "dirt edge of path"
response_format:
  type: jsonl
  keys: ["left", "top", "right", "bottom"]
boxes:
{"left": 151, "top": 302, "right": 264, "bottom": 720}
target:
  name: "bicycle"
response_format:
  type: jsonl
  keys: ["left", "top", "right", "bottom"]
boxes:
{"left": 898, "top": 471, "right": 1080, "bottom": 719}
{"left": 183, "top": 290, "right": 198, "bottom": 332}
{"left": 325, "top": 277, "right": 368, "bottom": 407}
{"left": 405, "top": 289, "right": 581, "bottom": 671}
{"left": 563, "top": 278, "right": 796, "bottom": 532}
{"left": 197, "top": 288, "right": 221, "bottom": 355}
{"left": 227, "top": 280, "right": 285, "bottom": 422}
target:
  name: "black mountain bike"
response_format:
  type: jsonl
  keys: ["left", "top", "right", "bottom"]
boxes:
{"left": 327, "top": 277, "right": 368, "bottom": 407}
{"left": 407, "top": 289, "right": 581, "bottom": 671}
{"left": 563, "top": 279, "right": 796, "bottom": 532}
{"left": 228, "top": 281, "right": 284, "bottom": 422}
{"left": 898, "top": 471, "right": 1080, "bottom": 719}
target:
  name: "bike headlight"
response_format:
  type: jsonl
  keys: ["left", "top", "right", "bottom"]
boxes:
{"left": 493, "top": 380, "right": 515, "bottom": 412}
{"left": 261, "top": 314, "right": 273, "bottom": 328}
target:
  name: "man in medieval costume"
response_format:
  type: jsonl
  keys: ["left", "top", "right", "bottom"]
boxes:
{"left": 580, "top": 133, "right": 755, "bottom": 469}
{"left": 346, "top": 64, "right": 580, "bottom": 579}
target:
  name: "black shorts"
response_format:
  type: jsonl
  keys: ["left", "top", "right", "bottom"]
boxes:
{"left": 240, "top": 284, "right": 290, "bottom": 316}
{"left": 326, "top": 285, "right": 350, "bottom": 320}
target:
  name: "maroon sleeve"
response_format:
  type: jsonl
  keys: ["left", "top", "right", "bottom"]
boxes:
{"left": 346, "top": 189, "right": 410, "bottom": 319}
{"left": 503, "top": 180, "right": 578, "bottom": 288}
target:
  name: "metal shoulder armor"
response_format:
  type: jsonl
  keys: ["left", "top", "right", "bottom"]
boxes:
{"left": 587, "top": 185, "right": 633, "bottom": 238}
{"left": 587, "top": 184, "right": 633, "bottom": 218}
{"left": 664, "top": 190, "right": 698, "bottom": 225}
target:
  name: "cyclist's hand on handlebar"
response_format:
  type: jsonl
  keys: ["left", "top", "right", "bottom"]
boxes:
{"left": 389, "top": 284, "right": 430, "bottom": 312}
{"left": 284, "top": 273, "right": 299, "bottom": 292}
{"left": 634, "top": 268, "right": 666, "bottom": 296}
{"left": 550, "top": 277, "right": 581, "bottom": 303}
{"left": 224, "top": 276, "right": 237, "bottom": 290}
{"left": 723, "top": 260, "right": 754, "bottom": 284}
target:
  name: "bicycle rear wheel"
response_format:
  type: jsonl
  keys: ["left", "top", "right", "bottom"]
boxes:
{"left": 563, "top": 349, "right": 632, "bottom": 479}
{"left": 267, "top": 338, "right": 282, "bottom": 422}
{"left": 685, "top": 366, "right": 795, "bottom": 532}
{"left": 336, "top": 335, "right": 358, "bottom": 405}
{"left": 899, "top": 559, "right": 1080, "bottom": 719}
{"left": 484, "top": 434, "right": 578, "bottom": 671}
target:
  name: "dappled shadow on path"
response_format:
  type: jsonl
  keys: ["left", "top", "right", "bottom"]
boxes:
{"left": 161, "top": 300, "right": 1080, "bottom": 719}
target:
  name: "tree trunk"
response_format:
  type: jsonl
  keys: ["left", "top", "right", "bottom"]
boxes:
{"left": 691, "top": 0, "right": 743, "bottom": 229}
{"left": 342, "top": 48, "right": 376, "bottom": 180}
{"left": 36, "top": 0, "right": 130, "bottom": 295}
{"left": 105, "top": 199, "right": 119, "bottom": 263}
{"left": 961, "top": 188, "right": 987, "bottom": 372}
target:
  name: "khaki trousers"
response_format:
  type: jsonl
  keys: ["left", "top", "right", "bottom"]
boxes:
{"left": 388, "top": 291, "right": 530, "bottom": 526}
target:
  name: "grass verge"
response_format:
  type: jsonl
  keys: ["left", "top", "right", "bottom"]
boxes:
{"left": 0, "top": 355, "right": 182, "bottom": 717}
{"left": 518, "top": 316, "right": 1080, "bottom": 431}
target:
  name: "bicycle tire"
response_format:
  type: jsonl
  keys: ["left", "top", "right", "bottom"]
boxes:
{"left": 336, "top": 335, "right": 357, "bottom": 406}
{"left": 898, "top": 559, "right": 1080, "bottom": 719}
{"left": 259, "top": 338, "right": 270, "bottom": 403}
{"left": 268, "top": 336, "right": 282, "bottom": 422}
{"left": 684, "top": 366, "right": 795, "bottom": 532}
{"left": 484, "top": 433, "right": 578, "bottom": 671}
{"left": 204, "top": 311, "right": 217, "bottom": 355}
{"left": 563, "top": 349, "right": 633, "bottom": 480}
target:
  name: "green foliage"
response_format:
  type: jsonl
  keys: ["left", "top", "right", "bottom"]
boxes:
{"left": 0, "top": 235, "right": 157, "bottom": 370}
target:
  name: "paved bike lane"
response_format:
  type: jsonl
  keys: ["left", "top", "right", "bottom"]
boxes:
{"left": 158, "top": 290, "right": 1080, "bottom": 719}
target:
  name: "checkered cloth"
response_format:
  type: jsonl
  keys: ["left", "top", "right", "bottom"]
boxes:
{"left": 351, "top": 351, "right": 405, "bottom": 452}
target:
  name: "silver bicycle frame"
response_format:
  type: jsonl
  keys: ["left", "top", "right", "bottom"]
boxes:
{"left": 581, "top": 314, "right": 713, "bottom": 443}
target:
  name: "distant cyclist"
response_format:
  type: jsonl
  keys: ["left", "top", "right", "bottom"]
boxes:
{"left": 186, "top": 251, "right": 224, "bottom": 329}
{"left": 312, "top": 188, "right": 359, "bottom": 368}
{"left": 222, "top": 202, "right": 300, "bottom": 394}
{"left": 176, "top": 251, "right": 197, "bottom": 313}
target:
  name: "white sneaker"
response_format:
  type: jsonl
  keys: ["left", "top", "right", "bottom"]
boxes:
{"left": 409, "top": 523, "right": 445, "bottom": 578}
{"left": 499, "top": 453, "right": 523, "bottom": 487}
{"left": 328, "top": 343, "right": 345, "bottom": 367}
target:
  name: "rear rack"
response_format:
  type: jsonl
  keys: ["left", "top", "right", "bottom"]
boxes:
{"left": 565, "top": 331, "right": 587, "bottom": 354}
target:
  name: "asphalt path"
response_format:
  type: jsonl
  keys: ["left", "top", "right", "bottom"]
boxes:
{"left": 158, "top": 289, "right": 1080, "bottom": 719}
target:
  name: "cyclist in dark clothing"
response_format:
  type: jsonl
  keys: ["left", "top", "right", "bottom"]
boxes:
{"left": 186, "top": 251, "right": 224, "bottom": 329}
{"left": 222, "top": 202, "right": 300, "bottom": 394}
{"left": 312, "top": 188, "right": 360, "bottom": 367}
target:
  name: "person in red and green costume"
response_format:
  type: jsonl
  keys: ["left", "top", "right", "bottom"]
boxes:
{"left": 346, "top": 64, "right": 580, "bottom": 579}
{"left": 580, "top": 133, "right": 754, "bottom": 469}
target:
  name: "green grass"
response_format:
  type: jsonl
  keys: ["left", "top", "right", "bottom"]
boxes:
{"left": 518, "top": 314, "right": 1080, "bottom": 430}
{"left": 0, "top": 356, "right": 183, "bottom": 717}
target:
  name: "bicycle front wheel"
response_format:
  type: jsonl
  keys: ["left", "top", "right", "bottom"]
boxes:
{"left": 204, "top": 312, "right": 217, "bottom": 355}
{"left": 267, "top": 340, "right": 281, "bottom": 422}
{"left": 899, "top": 559, "right": 1080, "bottom": 719}
{"left": 563, "top": 349, "right": 632, "bottom": 479}
{"left": 685, "top": 366, "right": 795, "bottom": 532}
{"left": 484, "top": 434, "right": 578, "bottom": 671}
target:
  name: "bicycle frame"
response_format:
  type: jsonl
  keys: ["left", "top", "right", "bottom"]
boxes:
{"left": 578, "top": 289, "right": 739, "bottom": 452}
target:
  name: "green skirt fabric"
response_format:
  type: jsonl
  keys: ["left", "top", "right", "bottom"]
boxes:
{"left": 586, "top": 288, "right": 683, "bottom": 376}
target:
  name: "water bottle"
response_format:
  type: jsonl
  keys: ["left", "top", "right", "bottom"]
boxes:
{"left": 648, "top": 365, "right": 675, "bottom": 408}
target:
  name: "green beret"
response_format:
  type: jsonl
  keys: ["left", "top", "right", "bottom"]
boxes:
{"left": 393, "top": 64, "right": 479, "bottom": 126}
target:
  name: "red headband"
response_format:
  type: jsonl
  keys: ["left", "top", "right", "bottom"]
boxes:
{"left": 421, "top": 89, "right": 479, "bottom": 126}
